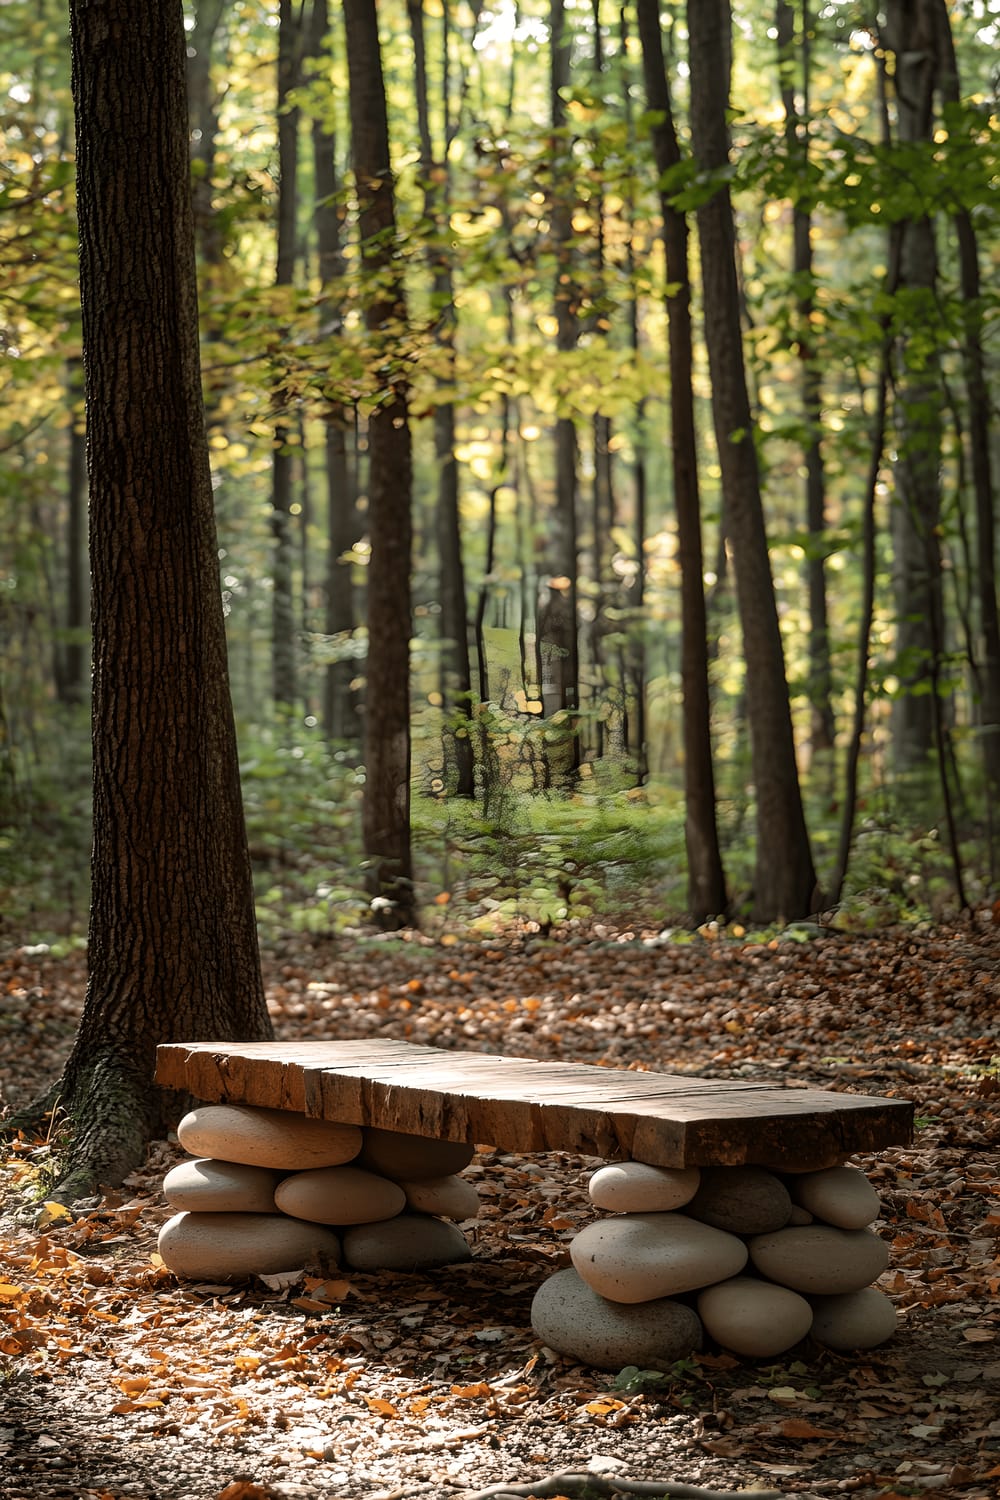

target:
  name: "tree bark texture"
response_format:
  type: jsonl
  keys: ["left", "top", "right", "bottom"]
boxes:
{"left": 882, "top": 0, "right": 944, "bottom": 783}
{"left": 637, "top": 0, "right": 727, "bottom": 922}
{"left": 775, "top": 0, "right": 835, "bottom": 756}
{"left": 60, "top": 0, "right": 271, "bottom": 1193}
{"left": 687, "top": 0, "right": 816, "bottom": 921}
{"left": 344, "top": 0, "right": 416, "bottom": 928}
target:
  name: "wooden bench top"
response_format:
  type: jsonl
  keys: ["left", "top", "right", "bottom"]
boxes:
{"left": 155, "top": 1039, "right": 913, "bottom": 1171}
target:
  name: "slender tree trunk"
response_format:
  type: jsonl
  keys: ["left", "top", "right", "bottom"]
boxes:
{"left": 775, "top": 0, "right": 834, "bottom": 757}
{"left": 882, "top": 1, "right": 945, "bottom": 784}
{"left": 408, "top": 0, "right": 475, "bottom": 797}
{"left": 687, "top": 0, "right": 815, "bottom": 921}
{"left": 59, "top": 356, "right": 89, "bottom": 706}
{"left": 309, "top": 0, "right": 362, "bottom": 747}
{"left": 537, "top": 0, "right": 580, "bottom": 777}
{"left": 271, "top": 0, "right": 300, "bottom": 712}
{"left": 344, "top": 0, "right": 415, "bottom": 928}
{"left": 49, "top": 0, "right": 270, "bottom": 1196}
{"left": 929, "top": 0, "right": 1000, "bottom": 812}
{"left": 637, "top": 0, "right": 727, "bottom": 920}
{"left": 186, "top": 0, "right": 228, "bottom": 269}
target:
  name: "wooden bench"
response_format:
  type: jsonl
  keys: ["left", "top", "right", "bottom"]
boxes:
{"left": 154, "top": 1038, "right": 913, "bottom": 1170}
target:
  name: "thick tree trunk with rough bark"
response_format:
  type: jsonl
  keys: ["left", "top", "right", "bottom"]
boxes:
{"left": 637, "top": 0, "right": 727, "bottom": 922}
{"left": 50, "top": 0, "right": 271, "bottom": 1197}
{"left": 687, "top": 0, "right": 816, "bottom": 922}
{"left": 344, "top": 0, "right": 416, "bottom": 928}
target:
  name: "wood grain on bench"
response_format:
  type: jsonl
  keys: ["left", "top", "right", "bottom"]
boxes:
{"left": 155, "top": 1039, "right": 913, "bottom": 1170}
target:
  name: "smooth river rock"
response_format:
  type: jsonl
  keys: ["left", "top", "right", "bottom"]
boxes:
{"left": 685, "top": 1167, "right": 792, "bottom": 1236}
{"left": 400, "top": 1174, "right": 481, "bottom": 1220}
{"left": 570, "top": 1212, "right": 748, "bottom": 1303}
{"left": 177, "top": 1104, "right": 362, "bottom": 1171}
{"left": 588, "top": 1162, "right": 700, "bottom": 1214}
{"left": 697, "top": 1276, "right": 813, "bottom": 1358}
{"left": 790, "top": 1165, "right": 880, "bottom": 1230}
{"left": 809, "top": 1287, "right": 898, "bottom": 1350}
{"left": 531, "top": 1268, "right": 702, "bottom": 1372}
{"left": 158, "top": 1211, "right": 341, "bottom": 1282}
{"left": 341, "top": 1213, "right": 472, "bottom": 1271}
{"left": 274, "top": 1165, "right": 406, "bottom": 1226}
{"left": 358, "top": 1127, "right": 475, "bottom": 1181}
{"left": 162, "top": 1157, "right": 280, "bottom": 1214}
{"left": 749, "top": 1224, "right": 889, "bottom": 1295}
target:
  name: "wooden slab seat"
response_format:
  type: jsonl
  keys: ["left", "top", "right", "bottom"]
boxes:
{"left": 154, "top": 1040, "right": 913, "bottom": 1172}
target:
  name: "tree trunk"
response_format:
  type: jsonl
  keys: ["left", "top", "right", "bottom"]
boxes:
{"left": 882, "top": 1, "right": 945, "bottom": 785}
{"left": 309, "top": 0, "right": 362, "bottom": 748}
{"left": 537, "top": 0, "right": 580, "bottom": 778}
{"left": 408, "top": 0, "right": 475, "bottom": 797}
{"left": 186, "top": 0, "right": 228, "bottom": 269}
{"left": 271, "top": 0, "right": 301, "bottom": 711}
{"left": 775, "top": 0, "right": 834, "bottom": 757}
{"left": 687, "top": 0, "right": 816, "bottom": 921}
{"left": 929, "top": 0, "right": 1000, "bottom": 811}
{"left": 59, "top": 356, "right": 89, "bottom": 706}
{"left": 51, "top": 0, "right": 271, "bottom": 1197}
{"left": 637, "top": 0, "right": 727, "bottom": 921}
{"left": 344, "top": 0, "right": 416, "bottom": 928}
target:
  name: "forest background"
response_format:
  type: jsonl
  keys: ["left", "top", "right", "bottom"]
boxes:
{"left": 2, "top": 0, "right": 1000, "bottom": 943}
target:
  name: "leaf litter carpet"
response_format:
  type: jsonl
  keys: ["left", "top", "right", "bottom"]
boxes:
{"left": 1, "top": 916, "right": 998, "bottom": 1500}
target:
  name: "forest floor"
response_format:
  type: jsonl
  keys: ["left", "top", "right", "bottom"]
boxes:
{"left": 0, "top": 913, "right": 998, "bottom": 1500}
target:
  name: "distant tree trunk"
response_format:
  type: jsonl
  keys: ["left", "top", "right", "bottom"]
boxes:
{"left": 271, "top": 0, "right": 300, "bottom": 711}
{"left": 408, "top": 0, "right": 475, "bottom": 797}
{"left": 637, "top": 0, "right": 727, "bottom": 921}
{"left": 537, "top": 0, "right": 580, "bottom": 776}
{"left": 344, "top": 0, "right": 416, "bottom": 928}
{"left": 687, "top": 0, "right": 816, "bottom": 922}
{"left": 775, "top": 0, "right": 834, "bottom": 757}
{"left": 882, "top": 1, "right": 945, "bottom": 784}
{"left": 309, "top": 0, "right": 361, "bottom": 747}
{"left": 930, "top": 0, "right": 1000, "bottom": 811}
{"left": 43, "top": 0, "right": 271, "bottom": 1197}
{"left": 186, "top": 0, "right": 227, "bottom": 269}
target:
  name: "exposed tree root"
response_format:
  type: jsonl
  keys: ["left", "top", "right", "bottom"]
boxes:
{"left": 460, "top": 1472, "right": 782, "bottom": 1500}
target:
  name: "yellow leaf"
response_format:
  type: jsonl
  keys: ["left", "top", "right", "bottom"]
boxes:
{"left": 0, "top": 1284, "right": 23, "bottom": 1301}
{"left": 366, "top": 1397, "right": 398, "bottom": 1417}
{"left": 37, "top": 1201, "right": 73, "bottom": 1228}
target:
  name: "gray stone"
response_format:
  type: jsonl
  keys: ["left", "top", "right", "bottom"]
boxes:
{"left": 570, "top": 1212, "right": 747, "bottom": 1303}
{"left": 400, "top": 1174, "right": 481, "bottom": 1220}
{"left": 531, "top": 1267, "right": 702, "bottom": 1372}
{"left": 177, "top": 1104, "right": 362, "bottom": 1171}
{"left": 809, "top": 1287, "right": 897, "bottom": 1350}
{"left": 685, "top": 1166, "right": 792, "bottom": 1236}
{"left": 588, "top": 1162, "right": 700, "bottom": 1214}
{"left": 162, "top": 1157, "right": 280, "bottom": 1214}
{"left": 341, "top": 1213, "right": 472, "bottom": 1271}
{"left": 358, "top": 1128, "right": 475, "bottom": 1181}
{"left": 748, "top": 1225, "right": 889, "bottom": 1295}
{"left": 791, "top": 1165, "right": 880, "bottom": 1229}
{"left": 157, "top": 1211, "right": 341, "bottom": 1282}
{"left": 274, "top": 1166, "right": 406, "bottom": 1225}
{"left": 697, "top": 1276, "right": 813, "bottom": 1358}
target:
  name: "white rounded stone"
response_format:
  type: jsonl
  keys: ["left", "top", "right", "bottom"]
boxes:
{"left": 342, "top": 1213, "right": 472, "bottom": 1271}
{"left": 177, "top": 1104, "right": 362, "bottom": 1170}
{"left": 531, "top": 1268, "right": 702, "bottom": 1372}
{"left": 588, "top": 1162, "right": 700, "bottom": 1213}
{"left": 274, "top": 1166, "right": 406, "bottom": 1226}
{"left": 809, "top": 1287, "right": 898, "bottom": 1350}
{"left": 162, "top": 1157, "right": 280, "bottom": 1213}
{"left": 570, "top": 1212, "right": 747, "bottom": 1304}
{"left": 400, "top": 1174, "right": 481, "bottom": 1220}
{"left": 685, "top": 1166, "right": 792, "bottom": 1236}
{"left": 157, "top": 1211, "right": 341, "bottom": 1282}
{"left": 791, "top": 1165, "right": 881, "bottom": 1229}
{"left": 358, "top": 1128, "right": 475, "bottom": 1181}
{"left": 697, "top": 1276, "right": 813, "bottom": 1358}
{"left": 749, "top": 1225, "right": 889, "bottom": 1295}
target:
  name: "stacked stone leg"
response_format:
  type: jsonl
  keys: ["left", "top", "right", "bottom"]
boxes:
{"left": 531, "top": 1160, "right": 896, "bottom": 1369}
{"left": 158, "top": 1104, "right": 478, "bottom": 1281}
